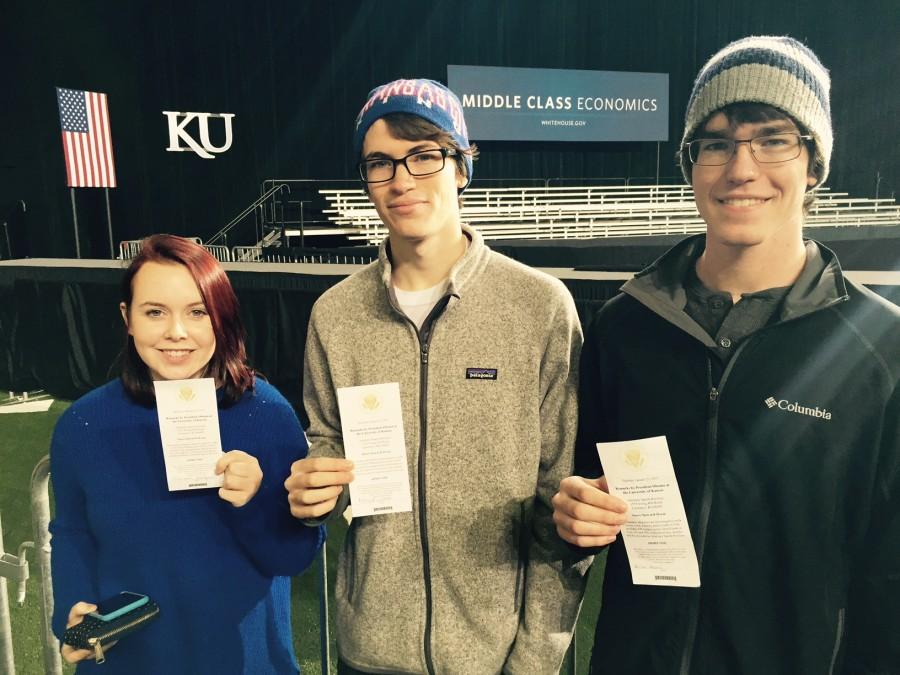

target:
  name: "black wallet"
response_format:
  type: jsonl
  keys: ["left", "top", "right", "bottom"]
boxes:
{"left": 62, "top": 599, "right": 160, "bottom": 663}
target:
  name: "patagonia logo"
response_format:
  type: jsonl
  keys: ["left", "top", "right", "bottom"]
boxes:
{"left": 466, "top": 367, "right": 498, "bottom": 380}
{"left": 765, "top": 395, "right": 832, "bottom": 420}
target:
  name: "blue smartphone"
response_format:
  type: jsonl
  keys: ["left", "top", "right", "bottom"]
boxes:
{"left": 88, "top": 591, "right": 149, "bottom": 621}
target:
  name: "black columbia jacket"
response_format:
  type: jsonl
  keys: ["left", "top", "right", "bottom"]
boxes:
{"left": 577, "top": 235, "right": 900, "bottom": 675}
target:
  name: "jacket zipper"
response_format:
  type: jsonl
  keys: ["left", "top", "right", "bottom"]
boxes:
{"left": 414, "top": 297, "right": 450, "bottom": 675}
{"left": 679, "top": 342, "right": 750, "bottom": 675}
{"left": 91, "top": 640, "right": 106, "bottom": 664}
{"left": 828, "top": 608, "right": 845, "bottom": 675}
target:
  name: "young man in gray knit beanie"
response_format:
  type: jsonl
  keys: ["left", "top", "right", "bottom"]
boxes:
{"left": 554, "top": 35, "right": 900, "bottom": 674}
{"left": 286, "top": 79, "right": 591, "bottom": 674}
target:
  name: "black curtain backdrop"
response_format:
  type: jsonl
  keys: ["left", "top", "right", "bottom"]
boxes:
{"left": 0, "top": 264, "right": 624, "bottom": 417}
{"left": 2, "top": 0, "right": 898, "bottom": 259}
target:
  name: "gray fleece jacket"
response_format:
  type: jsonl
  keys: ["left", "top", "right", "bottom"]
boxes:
{"left": 302, "top": 225, "right": 590, "bottom": 674}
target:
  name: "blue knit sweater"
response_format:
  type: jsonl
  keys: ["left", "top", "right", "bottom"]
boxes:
{"left": 49, "top": 378, "right": 324, "bottom": 674}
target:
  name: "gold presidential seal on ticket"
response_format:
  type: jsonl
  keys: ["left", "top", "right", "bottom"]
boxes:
{"left": 624, "top": 447, "right": 645, "bottom": 469}
{"left": 361, "top": 392, "right": 381, "bottom": 411}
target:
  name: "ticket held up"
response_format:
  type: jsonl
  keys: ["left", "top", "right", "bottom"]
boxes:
{"left": 597, "top": 436, "right": 700, "bottom": 587}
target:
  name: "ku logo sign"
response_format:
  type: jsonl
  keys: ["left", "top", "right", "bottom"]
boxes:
{"left": 163, "top": 111, "right": 235, "bottom": 159}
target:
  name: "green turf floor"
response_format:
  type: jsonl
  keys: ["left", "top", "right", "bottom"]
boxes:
{"left": 0, "top": 400, "right": 602, "bottom": 674}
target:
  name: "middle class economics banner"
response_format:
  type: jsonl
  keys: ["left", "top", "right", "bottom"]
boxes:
{"left": 448, "top": 65, "right": 668, "bottom": 142}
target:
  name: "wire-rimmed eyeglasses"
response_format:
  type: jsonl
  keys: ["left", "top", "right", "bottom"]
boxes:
{"left": 358, "top": 147, "right": 458, "bottom": 183}
{"left": 683, "top": 133, "right": 813, "bottom": 166}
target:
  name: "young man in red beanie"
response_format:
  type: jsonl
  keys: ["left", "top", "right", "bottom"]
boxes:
{"left": 286, "top": 79, "right": 589, "bottom": 674}
{"left": 553, "top": 36, "right": 899, "bottom": 674}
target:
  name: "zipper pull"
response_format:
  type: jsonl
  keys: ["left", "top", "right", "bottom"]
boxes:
{"left": 709, "top": 387, "right": 719, "bottom": 402}
{"left": 91, "top": 639, "right": 106, "bottom": 664}
{"left": 421, "top": 342, "right": 429, "bottom": 365}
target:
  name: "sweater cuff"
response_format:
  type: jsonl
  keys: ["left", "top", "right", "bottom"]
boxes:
{"left": 302, "top": 488, "right": 351, "bottom": 527}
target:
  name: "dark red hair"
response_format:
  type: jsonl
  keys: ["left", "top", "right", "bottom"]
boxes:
{"left": 119, "top": 234, "right": 254, "bottom": 406}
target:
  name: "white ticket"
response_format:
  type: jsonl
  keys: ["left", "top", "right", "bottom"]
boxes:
{"left": 597, "top": 436, "right": 700, "bottom": 587}
{"left": 153, "top": 378, "right": 224, "bottom": 491}
{"left": 336, "top": 382, "right": 412, "bottom": 517}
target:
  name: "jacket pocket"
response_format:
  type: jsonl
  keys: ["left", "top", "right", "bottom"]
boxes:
{"left": 340, "top": 528, "right": 358, "bottom": 606}
{"left": 514, "top": 501, "right": 530, "bottom": 614}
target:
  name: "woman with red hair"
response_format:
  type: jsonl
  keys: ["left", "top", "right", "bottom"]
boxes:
{"left": 49, "top": 235, "right": 322, "bottom": 673}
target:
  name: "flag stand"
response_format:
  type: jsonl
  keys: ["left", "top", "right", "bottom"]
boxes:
{"left": 57, "top": 87, "right": 117, "bottom": 260}
{"left": 104, "top": 188, "right": 114, "bottom": 258}
{"left": 69, "top": 188, "right": 81, "bottom": 259}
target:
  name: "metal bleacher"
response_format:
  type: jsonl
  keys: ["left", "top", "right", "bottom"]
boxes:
{"left": 318, "top": 184, "right": 900, "bottom": 244}
{"left": 119, "top": 182, "right": 900, "bottom": 261}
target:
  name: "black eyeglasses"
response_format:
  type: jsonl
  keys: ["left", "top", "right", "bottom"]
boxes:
{"left": 684, "top": 133, "right": 812, "bottom": 166}
{"left": 358, "top": 147, "right": 457, "bottom": 183}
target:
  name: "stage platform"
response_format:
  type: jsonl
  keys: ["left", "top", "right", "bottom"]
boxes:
{"left": 270, "top": 225, "right": 900, "bottom": 271}
{"left": 2, "top": 233, "right": 898, "bottom": 413}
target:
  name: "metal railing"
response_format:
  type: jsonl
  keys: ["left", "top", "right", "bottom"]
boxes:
{"left": 232, "top": 246, "right": 263, "bottom": 262}
{"left": 30, "top": 457, "right": 61, "bottom": 674}
{"left": 0, "top": 511, "right": 27, "bottom": 674}
{"left": 118, "top": 239, "right": 143, "bottom": 260}
{"left": 0, "top": 456, "right": 62, "bottom": 674}
{"left": 207, "top": 183, "right": 291, "bottom": 248}
{"left": 202, "top": 245, "right": 232, "bottom": 263}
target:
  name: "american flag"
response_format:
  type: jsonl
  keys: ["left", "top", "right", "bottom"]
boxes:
{"left": 56, "top": 87, "right": 117, "bottom": 188}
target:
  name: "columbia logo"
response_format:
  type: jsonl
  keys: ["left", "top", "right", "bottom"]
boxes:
{"left": 764, "top": 395, "right": 832, "bottom": 420}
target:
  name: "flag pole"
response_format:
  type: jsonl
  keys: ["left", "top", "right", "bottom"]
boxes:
{"left": 105, "top": 187, "right": 114, "bottom": 258}
{"left": 70, "top": 188, "right": 81, "bottom": 258}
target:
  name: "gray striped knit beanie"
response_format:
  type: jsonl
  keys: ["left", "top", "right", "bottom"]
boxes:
{"left": 680, "top": 36, "right": 832, "bottom": 187}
